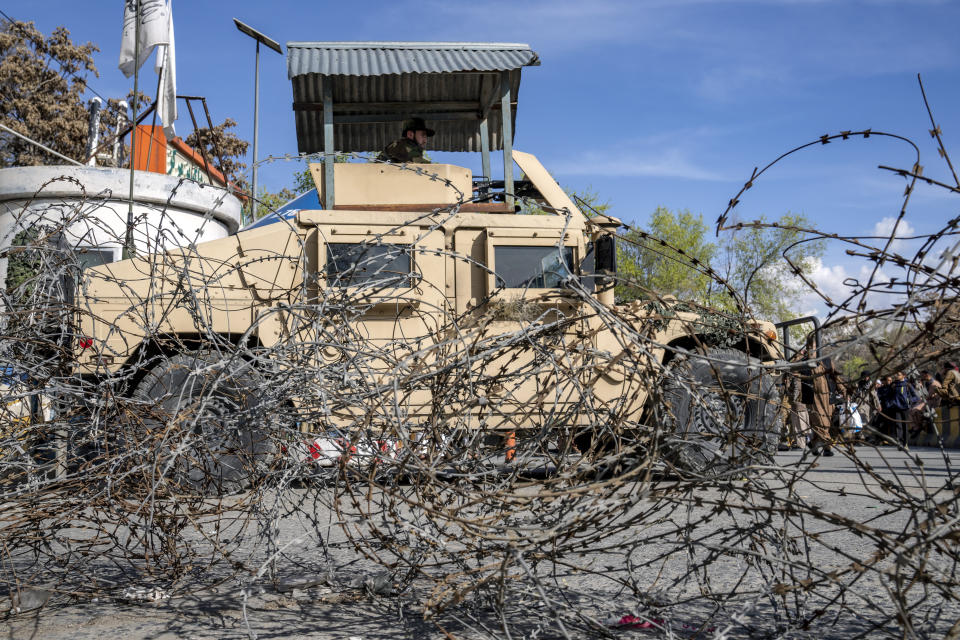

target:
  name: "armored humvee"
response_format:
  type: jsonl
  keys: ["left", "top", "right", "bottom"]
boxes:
{"left": 74, "top": 43, "right": 783, "bottom": 491}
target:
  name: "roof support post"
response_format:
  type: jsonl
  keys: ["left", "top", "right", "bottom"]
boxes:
{"left": 323, "top": 81, "right": 335, "bottom": 209}
{"left": 499, "top": 71, "right": 514, "bottom": 208}
{"left": 479, "top": 117, "right": 491, "bottom": 181}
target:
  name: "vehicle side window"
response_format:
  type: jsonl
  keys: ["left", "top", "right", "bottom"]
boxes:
{"left": 326, "top": 243, "right": 412, "bottom": 287}
{"left": 77, "top": 246, "right": 117, "bottom": 270}
{"left": 494, "top": 245, "right": 574, "bottom": 288}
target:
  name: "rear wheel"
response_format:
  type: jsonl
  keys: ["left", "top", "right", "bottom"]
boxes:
{"left": 133, "top": 351, "right": 272, "bottom": 495}
{"left": 658, "top": 347, "right": 780, "bottom": 477}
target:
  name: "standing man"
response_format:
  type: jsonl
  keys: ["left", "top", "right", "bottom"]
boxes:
{"left": 378, "top": 117, "right": 434, "bottom": 164}
{"left": 920, "top": 370, "right": 942, "bottom": 441}
{"left": 936, "top": 363, "right": 960, "bottom": 447}
{"left": 856, "top": 373, "right": 879, "bottom": 430}
{"left": 876, "top": 376, "right": 895, "bottom": 443}
{"left": 922, "top": 370, "right": 943, "bottom": 409}
{"left": 938, "top": 362, "right": 960, "bottom": 404}
{"left": 889, "top": 371, "right": 919, "bottom": 446}
{"left": 781, "top": 372, "right": 810, "bottom": 449}
{"left": 806, "top": 360, "right": 835, "bottom": 456}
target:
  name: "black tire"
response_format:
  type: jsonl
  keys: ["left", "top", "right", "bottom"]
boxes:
{"left": 658, "top": 347, "right": 780, "bottom": 477}
{"left": 133, "top": 351, "right": 273, "bottom": 495}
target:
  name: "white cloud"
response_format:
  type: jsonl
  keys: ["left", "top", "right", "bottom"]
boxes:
{"left": 548, "top": 130, "right": 731, "bottom": 180}
{"left": 550, "top": 147, "right": 727, "bottom": 180}
{"left": 405, "top": 0, "right": 649, "bottom": 51}
{"left": 870, "top": 216, "right": 917, "bottom": 253}
{"left": 694, "top": 64, "right": 789, "bottom": 103}
{"left": 369, "top": 0, "right": 959, "bottom": 111}
{"left": 795, "top": 258, "right": 855, "bottom": 316}
{"left": 872, "top": 216, "right": 916, "bottom": 238}
{"left": 795, "top": 256, "right": 916, "bottom": 320}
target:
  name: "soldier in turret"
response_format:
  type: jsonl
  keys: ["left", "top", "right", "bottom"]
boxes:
{"left": 378, "top": 117, "right": 434, "bottom": 164}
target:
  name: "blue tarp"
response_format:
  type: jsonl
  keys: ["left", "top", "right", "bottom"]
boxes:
{"left": 241, "top": 189, "right": 322, "bottom": 231}
{"left": 0, "top": 365, "right": 25, "bottom": 385}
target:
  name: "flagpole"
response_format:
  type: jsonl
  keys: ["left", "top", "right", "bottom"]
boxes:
{"left": 124, "top": 0, "right": 141, "bottom": 260}
{"left": 251, "top": 38, "right": 260, "bottom": 222}
{"left": 145, "top": 62, "right": 163, "bottom": 170}
{"left": 233, "top": 19, "right": 281, "bottom": 226}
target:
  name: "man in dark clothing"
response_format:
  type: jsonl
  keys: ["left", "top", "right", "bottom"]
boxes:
{"left": 889, "top": 371, "right": 919, "bottom": 446}
{"left": 875, "top": 376, "right": 894, "bottom": 442}
{"left": 378, "top": 117, "right": 434, "bottom": 164}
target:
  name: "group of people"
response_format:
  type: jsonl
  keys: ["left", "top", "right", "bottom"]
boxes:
{"left": 859, "top": 364, "right": 960, "bottom": 445}
{"left": 783, "top": 359, "right": 960, "bottom": 455}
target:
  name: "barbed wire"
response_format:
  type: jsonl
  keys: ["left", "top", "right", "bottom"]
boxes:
{"left": 0, "top": 117, "right": 958, "bottom": 640}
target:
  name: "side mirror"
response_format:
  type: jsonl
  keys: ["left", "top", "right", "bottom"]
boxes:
{"left": 595, "top": 234, "right": 616, "bottom": 279}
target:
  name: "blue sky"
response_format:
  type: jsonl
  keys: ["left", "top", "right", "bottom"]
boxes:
{"left": 4, "top": 0, "right": 959, "bottom": 316}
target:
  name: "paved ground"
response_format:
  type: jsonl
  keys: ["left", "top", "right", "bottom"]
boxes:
{"left": 2, "top": 445, "right": 958, "bottom": 639}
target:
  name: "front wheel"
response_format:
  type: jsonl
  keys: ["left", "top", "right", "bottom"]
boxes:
{"left": 657, "top": 347, "right": 780, "bottom": 477}
{"left": 132, "top": 351, "right": 273, "bottom": 495}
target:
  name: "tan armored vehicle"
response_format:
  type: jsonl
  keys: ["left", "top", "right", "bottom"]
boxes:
{"left": 74, "top": 43, "right": 783, "bottom": 491}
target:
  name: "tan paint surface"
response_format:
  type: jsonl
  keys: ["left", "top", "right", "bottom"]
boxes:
{"left": 76, "top": 153, "right": 780, "bottom": 432}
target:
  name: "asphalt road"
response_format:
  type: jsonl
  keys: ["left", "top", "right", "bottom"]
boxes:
{"left": 3, "top": 444, "right": 958, "bottom": 640}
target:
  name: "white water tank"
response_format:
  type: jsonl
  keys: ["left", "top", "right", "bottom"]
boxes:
{"left": 0, "top": 165, "right": 242, "bottom": 287}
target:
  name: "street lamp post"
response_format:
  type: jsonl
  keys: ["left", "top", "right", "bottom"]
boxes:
{"left": 233, "top": 18, "right": 281, "bottom": 223}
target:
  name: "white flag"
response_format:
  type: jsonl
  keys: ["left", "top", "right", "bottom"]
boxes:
{"left": 118, "top": 0, "right": 169, "bottom": 77}
{"left": 154, "top": 3, "right": 176, "bottom": 137}
{"left": 118, "top": 0, "right": 177, "bottom": 136}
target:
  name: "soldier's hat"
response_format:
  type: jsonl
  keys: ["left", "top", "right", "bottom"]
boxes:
{"left": 402, "top": 117, "right": 435, "bottom": 137}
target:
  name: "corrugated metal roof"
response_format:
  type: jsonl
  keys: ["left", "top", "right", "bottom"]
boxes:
{"left": 287, "top": 42, "right": 539, "bottom": 77}
{"left": 286, "top": 42, "right": 540, "bottom": 154}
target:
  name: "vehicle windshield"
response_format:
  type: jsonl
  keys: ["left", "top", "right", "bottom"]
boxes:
{"left": 326, "top": 243, "right": 412, "bottom": 287}
{"left": 494, "top": 245, "right": 574, "bottom": 288}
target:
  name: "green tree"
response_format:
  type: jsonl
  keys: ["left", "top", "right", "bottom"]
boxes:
{"left": 244, "top": 166, "right": 317, "bottom": 221}
{"left": 840, "top": 354, "right": 868, "bottom": 381}
{"left": 250, "top": 186, "right": 298, "bottom": 220}
{"left": 616, "top": 207, "right": 717, "bottom": 304}
{"left": 717, "top": 213, "right": 825, "bottom": 321}
{"left": 569, "top": 186, "right": 610, "bottom": 217}
{"left": 517, "top": 183, "right": 611, "bottom": 217}
{"left": 5, "top": 227, "right": 42, "bottom": 293}
{"left": 293, "top": 167, "right": 315, "bottom": 193}
{"left": 247, "top": 161, "right": 359, "bottom": 221}
{"left": 614, "top": 208, "right": 824, "bottom": 323}
{"left": 0, "top": 19, "right": 97, "bottom": 166}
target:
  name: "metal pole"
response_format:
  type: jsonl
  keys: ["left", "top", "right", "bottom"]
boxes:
{"left": 499, "top": 70, "right": 514, "bottom": 209}
{"left": 232, "top": 19, "right": 281, "bottom": 221}
{"left": 113, "top": 101, "right": 128, "bottom": 167}
{"left": 184, "top": 98, "right": 214, "bottom": 185}
{"left": 479, "top": 117, "right": 491, "bottom": 181}
{"left": 144, "top": 67, "right": 164, "bottom": 171}
{"left": 200, "top": 97, "right": 228, "bottom": 186}
{"left": 85, "top": 97, "right": 102, "bottom": 166}
{"left": 124, "top": 0, "right": 141, "bottom": 260}
{"left": 251, "top": 39, "right": 261, "bottom": 221}
{"left": 0, "top": 123, "right": 82, "bottom": 166}
{"left": 323, "top": 82, "right": 334, "bottom": 210}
